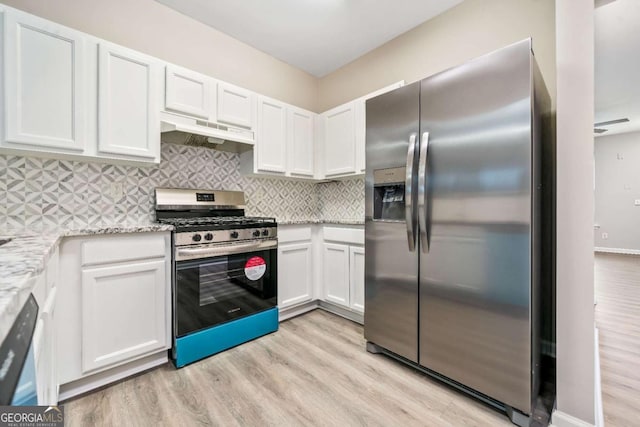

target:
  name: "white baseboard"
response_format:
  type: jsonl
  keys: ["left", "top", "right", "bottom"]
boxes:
{"left": 279, "top": 300, "right": 319, "bottom": 321}
{"left": 595, "top": 327, "right": 604, "bottom": 427}
{"left": 318, "top": 300, "right": 363, "bottom": 324}
{"left": 551, "top": 411, "right": 596, "bottom": 427}
{"left": 58, "top": 351, "right": 168, "bottom": 403}
{"left": 594, "top": 247, "right": 640, "bottom": 255}
{"left": 279, "top": 299, "right": 364, "bottom": 325}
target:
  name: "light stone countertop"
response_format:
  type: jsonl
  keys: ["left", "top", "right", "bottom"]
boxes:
{"left": 0, "top": 223, "right": 174, "bottom": 344}
{"left": 278, "top": 219, "right": 364, "bottom": 226}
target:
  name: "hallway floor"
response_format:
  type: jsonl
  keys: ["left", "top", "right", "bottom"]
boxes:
{"left": 595, "top": 252, "right": 640, "bottom": 426}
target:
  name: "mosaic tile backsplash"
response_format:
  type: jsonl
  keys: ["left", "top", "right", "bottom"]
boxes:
{"left": 317, "top": 178, "right": 365, "bottom": 223}
{"left": 0, "top": 143, "right": 364, "bottom": 232}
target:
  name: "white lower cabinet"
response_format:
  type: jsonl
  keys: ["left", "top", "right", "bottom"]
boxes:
{"left": 322, "top": 243, "right": 350, "bottom": 306}
{"left": 277, "top": 226, "right": 315, "bottom": 313}
{"left": 278, "top": 225, "right": 365, "bottom": 321}
{"left": 57, "top": 232, "right": 171, "bottom": 400}
{"left": 321, "top": 227, "right": 365, "bottom": 315}
{"left": 278, "top": 242, "right": 313, "bottom": 308}
{"left": 349, "top": 246, "right": 365, "bottom": 313}
{"left": 81, "top": 259, "right": 167, "bottom": 373}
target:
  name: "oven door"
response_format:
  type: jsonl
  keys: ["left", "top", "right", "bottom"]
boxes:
{"left": 175, "top": 239, "right": 277, "bottom": 337}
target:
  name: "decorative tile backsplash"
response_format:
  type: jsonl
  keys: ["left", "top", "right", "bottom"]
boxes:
{"left": 317, "top": 178, "right": 365, "bottom": 223}
{"left": 0, "top": 143, "right": 364, "bottom": 232}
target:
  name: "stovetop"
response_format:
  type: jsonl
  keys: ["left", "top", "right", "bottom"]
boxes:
{"left": 157, "top": 216, "right": 277, "bottom": 233}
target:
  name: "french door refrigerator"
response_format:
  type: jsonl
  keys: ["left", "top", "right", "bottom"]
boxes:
{"left": 364, "top": 39, "right": 551, "bottom": 426}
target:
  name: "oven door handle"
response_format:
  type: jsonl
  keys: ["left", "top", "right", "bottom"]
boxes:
{"left": 176, "top": 239, "right": 278, "bottom": 261}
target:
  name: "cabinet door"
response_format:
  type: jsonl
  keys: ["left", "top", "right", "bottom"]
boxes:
{"left": 165, "top": 65, "right": 211, "bottom": 119}
{"left": 324, "top": 103, "right": 356, "bottom": 177}
{"left": 354, "top": 100, "right": 366, "bottom": 174}
{"left": 288, "top": 108, "right": 314, "bottom": 177}
{"left": 322, "top": 243, "right": 350, "bottom": 307}
{"left": 4, "top": 10, "right": 86, "bottom": 151}
{"left": 81, "top": 259, "right": 167, "bottom": 373}
{"left": 217, "top": 82, "right": 254, "bottom": 128}
{"left": 98, "top": 42, "right": 160, "bottom": 161}
{"left": 349, "top": 246, "right": 365, "bottom": 313}
{"left": 256, "top": 97, "right": 287, "bottom": 173}
{"left": 278, "top": 242, "right": 313, "bottom": 308}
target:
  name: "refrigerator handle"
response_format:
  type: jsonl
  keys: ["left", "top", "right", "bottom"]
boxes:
{"left": 405, "top": 133, "right": 417, "bottom": 252}
{"left": 418, "top": 131, "right": 430, "bottom": 253}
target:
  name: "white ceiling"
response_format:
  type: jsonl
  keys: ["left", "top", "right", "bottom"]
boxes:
{"left": 595, "top": 0, "right": 640, "bottom": 136}
{"left": 155, "top": 0, "right": 463, "bottom": 77}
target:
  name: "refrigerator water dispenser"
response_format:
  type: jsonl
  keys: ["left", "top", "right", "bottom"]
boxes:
{"left": 373, "top": 167, "right": 406, "bottom": 221}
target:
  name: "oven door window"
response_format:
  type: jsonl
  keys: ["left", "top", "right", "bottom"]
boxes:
{"left": 176, "top": 248, "right": 277, "bottom": 337}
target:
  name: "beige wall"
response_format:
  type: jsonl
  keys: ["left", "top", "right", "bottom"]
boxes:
{"left": 594, "top": 131, "right": 640, "bottom": 252}
{"left": 554, "top": 0, "right": 595, "bottom": 425}
{"left": 317, "top": 0, "right": 556, "bottom": 112}
{"left": 1, "top": 0, "right": 318, "bottom": 111}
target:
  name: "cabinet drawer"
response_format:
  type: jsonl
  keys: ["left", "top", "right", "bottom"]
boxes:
{"left": 323, "top": 227, "right": 364, "bottom": 245}
{"left": 82, "top": 234, "right": 166, "bottom": 266}
{"left": 279, "top": 225, "right": 312, "bottom": 243}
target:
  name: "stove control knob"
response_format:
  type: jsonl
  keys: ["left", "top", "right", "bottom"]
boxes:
{"left": 230, "top": 231, "right": 239, "bottom": 239}
{"left": 252, "top": 230, "right": 260, "bottom": 237}
{"left": 262, "top": 229, "right": 269, "bottom": 237}
{"left": 204, "top": 233, "right": 213, "bottom": 241}
{"left": 192, "top": 234, "right": 202, "bottom": 242}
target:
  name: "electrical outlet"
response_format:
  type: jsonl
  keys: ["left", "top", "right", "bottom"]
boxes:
{"left": 110, "top": 182, "right": 124, "bottom": 200}
{"left": 602, "top": 232, "right": 609, "bottom": 240}
{"left": 635, "top": 199, "right": 640, "bottom": 206}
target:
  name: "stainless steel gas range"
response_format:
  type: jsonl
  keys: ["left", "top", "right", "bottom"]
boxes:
{"left": 155, "top": 188, "right": 278, "bottom": 368}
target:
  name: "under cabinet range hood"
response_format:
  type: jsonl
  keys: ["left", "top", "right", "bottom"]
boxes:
{"left": 160, "top": 111, "right": 255, "bottom": 153}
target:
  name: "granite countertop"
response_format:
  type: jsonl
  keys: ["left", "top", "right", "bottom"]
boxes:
{"left": 0, "top": 223, "right": 174, "bottom": 344}
{"left": 279, "top": 219, "right": 365, "bottom": 226}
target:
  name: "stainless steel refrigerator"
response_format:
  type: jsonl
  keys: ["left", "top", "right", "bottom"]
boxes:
{"left": 364, "top": 39, "right": 552, "bottom": 425}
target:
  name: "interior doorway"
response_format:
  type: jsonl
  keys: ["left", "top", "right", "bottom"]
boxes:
{"left": 593, "top": 1, "right": 640, "bottom": 425}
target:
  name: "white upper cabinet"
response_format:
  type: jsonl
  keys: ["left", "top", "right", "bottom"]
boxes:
{"left": 165, "top": 65, "right": 211, "bottom": 119}
{"left": 97, "top": 42, "right": 161, "bottom": 161}
{"left": 323, "top": 102, "right": 356, "bottom": 177}
{"left": 241, "top": 99, "right": 317, "bottom": 178}
{"left": 288, "top": 107, "right": 315, "bottom": 177}
{"left": 217, "top": 82, "right": 255, "bottom": 129}
{"left": 354, "top": 100, "right": 366, "bottom": 174}
{"left": 256, "top": 96, "right": 287, "bottom": 173}
{"left": 3, "top": 9, "right": 87, "bottom": 152}
{"left": 318, "top": 81, "right": 404, "bottom": 179}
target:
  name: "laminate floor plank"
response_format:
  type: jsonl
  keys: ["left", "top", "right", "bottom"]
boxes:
{"left": 64, "top": 309, "right": 513, "bottom": 426}
{"left": 595, "top": 252, "right": 640, "bottom": 427}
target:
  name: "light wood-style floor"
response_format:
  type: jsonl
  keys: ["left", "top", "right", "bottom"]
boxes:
{"left": 595, "top": 253, "right": 640, "bottom": 427}
{"left": 64, "top": 309, "right": 513, "bottom": 426}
